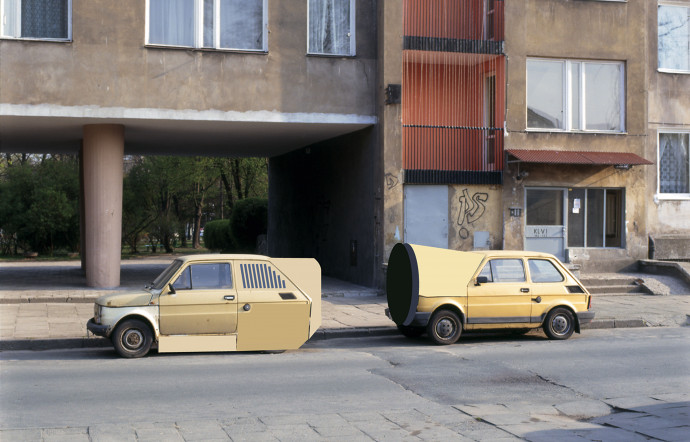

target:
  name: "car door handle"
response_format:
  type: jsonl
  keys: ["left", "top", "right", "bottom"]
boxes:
{"left": 520, "top": 288, "right": 530, "bottom": 293}
{"left": 532, "top": 296, "right": 542, "bottom": 303}
{"left": 224, "top": 295, "right": 235, "bottom": 301}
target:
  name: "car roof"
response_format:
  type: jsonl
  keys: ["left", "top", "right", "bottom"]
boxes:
{"left": 468, "top": 250, "right": 559, "bottom": 260}
{"left": 174, "top": 254, "right": 271, "bottom": 264}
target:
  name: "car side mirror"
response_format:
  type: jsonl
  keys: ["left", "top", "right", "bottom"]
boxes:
{"left": 475, "top": 276, "right": 489, "bottom": 286}
{"left": 168, "top": 283, "right": 176, "bottom": 295}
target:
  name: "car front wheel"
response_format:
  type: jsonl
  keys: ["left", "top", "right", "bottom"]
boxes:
{"left": 543, "top": 308, "right": 575, "bottom": 340}
{"left": 427, "top": 309, "right": 462, "bottom": 345}
{"left": 112, "top": 319, "right": 153, "bottom": 358}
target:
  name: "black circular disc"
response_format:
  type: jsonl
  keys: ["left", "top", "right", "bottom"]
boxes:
{"left": 386, "top": 243, "right": 419, "bottom": 326}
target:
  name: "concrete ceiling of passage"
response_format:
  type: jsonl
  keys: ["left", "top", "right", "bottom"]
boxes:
{"left": 0, "top": 111, "right": 376, "bottom": 157}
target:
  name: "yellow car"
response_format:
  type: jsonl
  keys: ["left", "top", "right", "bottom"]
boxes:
{"left": 87, "top": 255, "right": 321, "bottom": 358}
{"left": 386, "top": 243, "right": 594, "bottom": 345}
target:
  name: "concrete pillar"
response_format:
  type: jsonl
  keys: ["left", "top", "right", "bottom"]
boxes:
{"left": 82, "top": 124, "right": 124, "bottom": 287}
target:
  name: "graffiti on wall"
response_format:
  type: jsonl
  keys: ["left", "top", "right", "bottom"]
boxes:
{"left": 457, "top": 189, "right": 489, "bottom": 240}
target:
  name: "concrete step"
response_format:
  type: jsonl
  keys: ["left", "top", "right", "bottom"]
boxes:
{"left": 579, "top": 277, "right": 641, "bottom": 287}
{"left": 586, "top": 284, "right": 646, "bottom": 295}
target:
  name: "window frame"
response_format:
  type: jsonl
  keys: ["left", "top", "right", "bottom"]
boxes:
{"left": 527, "top": 259, "right": 565, "bottom": 284}
{"left": 0, "top": 0, "right": 72, "bottom": 42}
{"left": 145, "top": 0, "right": 268, "bottom": 53}
{"left": 657, "top": 1, "right": 690, "bottom": 74}
{"left": 526, "top": 58, "right": 626, "bottom": 134}
{"left": 656, "top": 129, "right": 690, "bottom": 200}
{"left": 307, "top": 0, "right": 356, "bottom": 57}
{"left": 478, "top": 259, "right": 527, "bottom": 284}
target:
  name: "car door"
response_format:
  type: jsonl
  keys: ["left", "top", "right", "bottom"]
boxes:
{"left": 235, "top": 260, "right": 311, "bottom": 351}
{"left": 466, "top": 258, "right": 533, "bottom": 328}
{"left": 526, "top": 258, "right": 570, "bottom": 323}
{"left": 159, "top": 262, "right": 238, "bottom": 335}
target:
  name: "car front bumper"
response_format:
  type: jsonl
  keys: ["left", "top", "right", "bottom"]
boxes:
{"left": 86, "top": 318, "right": 110, "bottom": 337}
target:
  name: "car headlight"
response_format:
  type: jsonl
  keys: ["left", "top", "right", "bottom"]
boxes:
{"left": 94, "top": 304, "right": 102, "bottom": 324}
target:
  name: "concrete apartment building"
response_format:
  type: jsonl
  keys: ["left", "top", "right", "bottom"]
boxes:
{"left": 1, "top": 0, "right": 689, "bottom": 288}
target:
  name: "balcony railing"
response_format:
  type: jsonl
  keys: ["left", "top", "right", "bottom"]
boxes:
{"left": 403, "top": 126, "right": 504, "bottom": 184}
{"left": 403, "top": 0, "right": 504, "bottom": 49}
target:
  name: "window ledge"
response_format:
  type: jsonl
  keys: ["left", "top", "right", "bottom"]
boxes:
{"left": 654, "top": 194, "right": 690, "bottom": 202}
{"left": 306, "top": 52, "right": 356, "bottom": 58}
{"left": 144, "top": 44, "right": 267, "bottom": 55}
{"left": 657, "top": 68, "right": 690, "bottom": 75}
{"left": 0, "top": 36, "right": 71, "bottom": 43}
{"left": 525, "top": 128, "right": 628, "bottom": 135}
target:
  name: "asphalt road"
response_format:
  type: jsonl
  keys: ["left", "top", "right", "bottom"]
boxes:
{"left": 1, "top": 328, "right": 689, "bottom": 440}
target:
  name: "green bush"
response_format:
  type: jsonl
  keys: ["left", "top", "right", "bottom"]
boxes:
{"left": 230, "top": 198, "right": 268, "bottom": 252}
{"left": 203, "top": 219, "right": 232, "bottom": 252}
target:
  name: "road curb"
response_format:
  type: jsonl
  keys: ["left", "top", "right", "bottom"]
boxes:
{"left": 0, "top": 319, "right": 653, "bottom": 352}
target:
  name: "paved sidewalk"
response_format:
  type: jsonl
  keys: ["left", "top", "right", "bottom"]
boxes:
{"left": 1, "top": 258, "right": 689, "bottom": 351}
{"left": 3, "top": 394, "right": 688, "bottom": 441}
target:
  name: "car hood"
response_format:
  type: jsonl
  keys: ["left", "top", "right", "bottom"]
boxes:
{"left": 97, "top": 291, "right": 155, "bottom": 307}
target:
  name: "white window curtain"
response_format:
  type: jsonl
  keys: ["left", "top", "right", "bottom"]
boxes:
{"left": 658, "top": 5, "right": 690, "bottom": 71}
{"left": 148, "top": 0, "right": 194, "bottom": 47}
{"left": 1, "top": 0, "right": 68, "bottom": 39}
{"left": 219, "top": 0, "right": 264, "bottom": 50}
{"left": 309, "top": 0, "right": 352, "bottom": 55}
{"left": 659, "top": 133, "right": 690, "bottom": 194}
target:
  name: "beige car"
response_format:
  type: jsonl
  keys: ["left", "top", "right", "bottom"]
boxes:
{"left": 87, "top": 255, "right": 321, "bottom": 358}
{"left": 386, "top": 243, "right": 594, "bottom": 345}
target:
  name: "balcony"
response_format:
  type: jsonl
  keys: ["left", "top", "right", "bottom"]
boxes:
{"left": 403, "top": 0, "right": 504, "bottom": 52}
{"left": 402, "top": 0, "right": 505, "bottom": 185}
{"left": 403, "top": 127, "right": 504, "bottom": 184}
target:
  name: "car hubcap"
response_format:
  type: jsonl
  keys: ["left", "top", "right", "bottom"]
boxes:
{"left": 123, "top": 329, "right": 144, "bottom": 350}
{"left": 436, "top": 318, "right": 455, "bottom": 338}
{"left": 552, "top": 315, "right": 570, "bottom": 335}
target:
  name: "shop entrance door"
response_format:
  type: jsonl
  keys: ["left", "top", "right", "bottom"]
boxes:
{"left": 524, "top": 188, "right": 566, "bottom": 261}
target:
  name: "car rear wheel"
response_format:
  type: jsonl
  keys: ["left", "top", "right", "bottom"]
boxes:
{"left": 112, "top": 319, "right": 153, "bottom": 358}
{"left": 543, "top": 308, "right": 575, "bottom": 340}
{"left": 427, "top": 310, "right": 462, "bottom": 345}
{"left": 397, "top": 325, "right": 425, "bottom": 338}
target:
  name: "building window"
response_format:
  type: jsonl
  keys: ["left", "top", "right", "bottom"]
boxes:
{"left": 567, "top": 188, "right": 623, "bottom": 248}
{"left": 658, "top": 132, "right": 690, "bottom": 197}
{"left": 1, "top": 0, "right": 71, "bottom": 40}
{"left": 308, "top": 0, "right": 355, "bottom": 56}
{"left": 658, "top": 3, "right": 690, "bottom": 73}
{"left": 527, "top": 58, "right": 625, "bottom": 132}
{"left": 147, "top": 0, "right": 267, "bottom": 52}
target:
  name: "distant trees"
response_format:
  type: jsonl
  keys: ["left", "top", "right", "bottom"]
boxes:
{"left": 0, "top": 154, "right": 268, "bottom": 257}
{"left": 0, "top": 154, "right": 80, "bottom": 255}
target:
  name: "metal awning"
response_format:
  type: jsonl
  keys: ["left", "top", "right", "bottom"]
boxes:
{"left": 506, "top": 149, "right": 653, "bottom": 166}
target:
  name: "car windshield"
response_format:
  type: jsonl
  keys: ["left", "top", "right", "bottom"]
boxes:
{"left": 150, "top": 259, "right": 183, "bottom": 290}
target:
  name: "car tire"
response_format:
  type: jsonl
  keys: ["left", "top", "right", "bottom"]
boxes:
{"left": 543, "top": 308, "right": 575, "bottom": 340}
{"left": 112, "top": 319, "right": 153, "bottom": 358}
{"left": 397, "top": 325, "right": 425, "bottom": 338}
{"left": 427, "top": 309, "right": 462, "bottom": 345}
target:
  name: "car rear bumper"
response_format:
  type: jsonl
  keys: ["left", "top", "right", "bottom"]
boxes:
{"left": 86, "top": 318, "right": 110, "bottom": 337}
{"left": 577, "top": 311, "right": 595, "bottom": 325}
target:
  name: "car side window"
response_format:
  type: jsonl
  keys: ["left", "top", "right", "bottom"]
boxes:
{"left": 528, "top": 259, "right": 564, "bottom": 283}
{"left": 479, "top": 259, "right": 526, "bottom": 283}
{"left": 172, "top": 263, "right": 233, "bottom": 290}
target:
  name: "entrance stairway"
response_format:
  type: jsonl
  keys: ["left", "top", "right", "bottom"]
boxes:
{"left": 579, "top": 275, "right": 647, "bottom": 296}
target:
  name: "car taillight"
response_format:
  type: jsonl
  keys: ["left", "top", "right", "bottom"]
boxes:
{"left": 587, "top": 295, "right": 592, "bottom": 310}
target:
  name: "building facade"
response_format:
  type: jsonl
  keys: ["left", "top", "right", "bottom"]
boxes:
{"left": 1, "top": 0, "right": 688, "bottom": 288}
{"left": 382, "top": 0, "right": 689, "bottom": 279}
